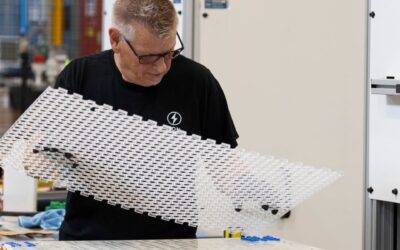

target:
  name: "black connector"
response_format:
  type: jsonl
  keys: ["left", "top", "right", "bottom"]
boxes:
{"left": 281, "top": 211, "right": 291, "bottom": 219}
{"left": 50, "top": 148, "right": 59, "bottom": 153}
{"left": 64, "top": 152, "right": 74, "bottom": 159}
{"left": 369, "top": 11, "right": 375, "bottom": 18}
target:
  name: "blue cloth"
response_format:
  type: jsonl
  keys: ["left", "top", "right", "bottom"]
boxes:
{"left": 18, "top": 209, "right": 65, "bottom": 230}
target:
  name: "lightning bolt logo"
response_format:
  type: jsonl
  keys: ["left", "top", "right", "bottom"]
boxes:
{"left": 167, "top": 111, "right": 182, "bottom": 126}
{"left": 171, "top": 113, "right": 178, "bottom": 124}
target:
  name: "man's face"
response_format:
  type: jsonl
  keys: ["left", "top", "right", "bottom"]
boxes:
{"left": 113, "top": 23, "right": 177, "bottom": 87}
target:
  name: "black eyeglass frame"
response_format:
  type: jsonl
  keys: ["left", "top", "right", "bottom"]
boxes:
{"left": 122, "top": 32, "right": 184, "bottom": 64}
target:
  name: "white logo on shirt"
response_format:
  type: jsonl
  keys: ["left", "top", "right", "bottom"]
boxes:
{"left": 167, "top": 111, "right": 182, "bottom": 126}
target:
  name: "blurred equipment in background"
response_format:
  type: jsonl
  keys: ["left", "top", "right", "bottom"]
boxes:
{"left": 79, "top": 0, "right": 102, "bottom": 56}
{"left": 31, "top": 54, "right": 46, "bottom": 88}
{"left": 0, "top": 36, "right": 20, "bottom": 78}
{"left": 0, "top": 0, "right": 104, "bottom": 215}
{"left": 0, "top": 0, "right": 103, "bottom": 89}
{"left": 45, "top": 51, "right": 68, "bottom": 85}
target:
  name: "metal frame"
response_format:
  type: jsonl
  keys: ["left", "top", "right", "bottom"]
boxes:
{"left": 364, "top": 0, "right": 400, "bottom": 249}
{"left": 364, "top": 0, "right": 373, "bottom": 248}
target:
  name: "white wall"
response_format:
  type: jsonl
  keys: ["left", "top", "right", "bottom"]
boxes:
{"left": 196, "top": 1, "right": 365, "bottom": 249}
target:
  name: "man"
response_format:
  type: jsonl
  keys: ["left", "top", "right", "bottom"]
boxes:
{"left": 56, "top": 0, "right": 238, "bottom": 240}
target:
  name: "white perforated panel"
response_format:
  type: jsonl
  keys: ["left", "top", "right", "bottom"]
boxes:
{"left": 0, "top": 87, "right": 341, "bottom": 236}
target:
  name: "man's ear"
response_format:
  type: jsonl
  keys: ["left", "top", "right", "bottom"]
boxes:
{"left": 109, "top": 28, "right": 121, "bottom": 53}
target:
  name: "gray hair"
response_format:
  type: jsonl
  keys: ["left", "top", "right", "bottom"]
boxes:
{"left": 112, "top": 0, "right": 178, "bottom": 39}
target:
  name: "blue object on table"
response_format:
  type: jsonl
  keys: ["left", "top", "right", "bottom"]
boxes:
{"left": 2, "top": 242, "right": 22, "bottom": 247}
{"left": 24, "top": 241, "right": 37, "bottom": 247}
{"left": 1, "top": 241, "right": 37, "bottom": 248}
{"left": 241, "top": 235, "right": 280, "bottom": 242}
{"left": 18, "top": 209, "right": 65, "bottom": 230}
{"left": 261, "top": 235, "right": 280, "bottom": 241}
{"left": 241, "top": 236, "right": 261, "bottom": 242}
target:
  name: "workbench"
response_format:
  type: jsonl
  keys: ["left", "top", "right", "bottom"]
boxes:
{"left": 1, "top": 238, "right": 322, "bottom": 250}
{"left": 0, "top": 216, "right": 322, "bottom": 249}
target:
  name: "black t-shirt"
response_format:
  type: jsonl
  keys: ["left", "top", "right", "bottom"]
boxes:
{"left": 55, "top": 50, "right": 238, "bottom": 240}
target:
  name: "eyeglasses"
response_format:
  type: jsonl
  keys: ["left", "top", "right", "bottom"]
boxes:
{"left": 122, "top": 33, "right": 184, "bottom": 64}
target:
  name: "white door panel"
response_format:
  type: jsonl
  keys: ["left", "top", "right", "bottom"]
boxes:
{"left": 194, "top": 1, "right": 364, "bottom": 249}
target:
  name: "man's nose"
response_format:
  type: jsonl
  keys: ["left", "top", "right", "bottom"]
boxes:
{"left": 153, "top": 56, "right": 168, "bottom": 72}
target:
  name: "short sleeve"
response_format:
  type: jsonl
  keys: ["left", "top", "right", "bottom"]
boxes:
{"left": 201, "top": 71, "right": 239, "bottom": 148}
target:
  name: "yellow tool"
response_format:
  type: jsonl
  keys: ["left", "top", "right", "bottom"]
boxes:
{"left": 224, "top": 230, "right": 241, "bottom": 238}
